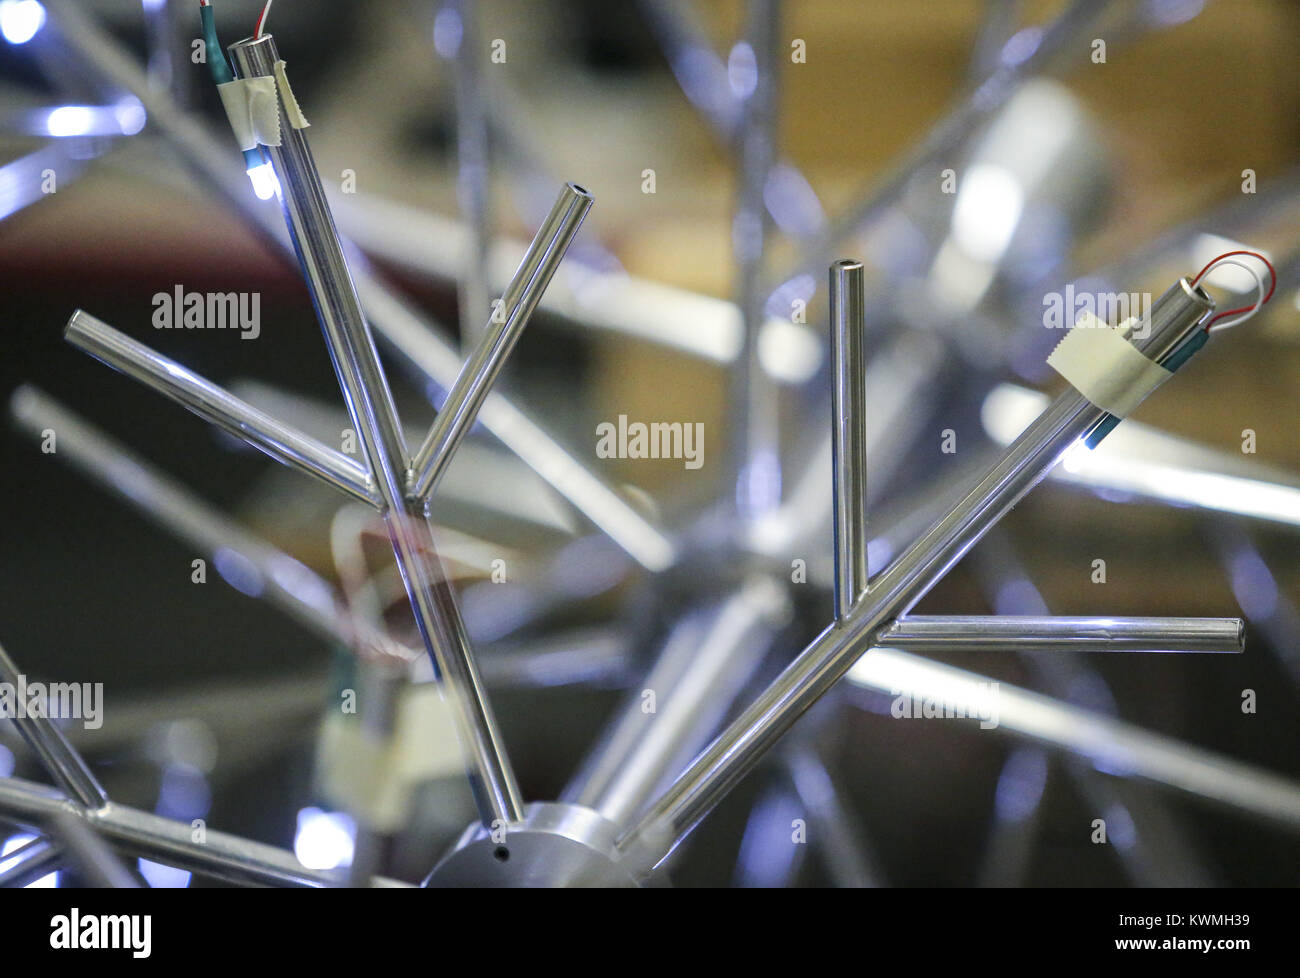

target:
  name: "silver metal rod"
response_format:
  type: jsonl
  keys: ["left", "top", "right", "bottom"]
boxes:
{"left": 410, "top": 182, "right": 592, "bottom": 502}
{"left": 13, "top": 386, "right": 624, "bottom": 687}
{"left": 0, "top": 776, "right": 363, "bottom": 887}
{"left": 448, "top": 0, "right": 492, "bottom": 351}
{"left": 0, "top": 641, "right": 108, "bottom": 811}
{"left": 51, "top": 811, "right": 140, "bottom": 888}
{"left": 618, "top": 279, "right": 1215, "bottom": 869}
{"left": 357, "top": 278, "right": 676, "bottom": 570}
{"left": 63, "top": 311, "right": 379, "bottom": 507}
{"left": 970, "top": 528, "right": 1215, "bottom": 886}
{"left": 228, "top": 32, "right": 521, "bottom": 826}
{"left": 330, "top": 189, "right": 812, "bottom": 383}
{"left": 984, "top": 382, "right": 1300, "bottom": 530}
{"left": 731, "top": 0, "right": 782, "bottom": 522}
{"left": 10, "top": 385, "right": 387, "bottom": 657}
{"left": 0, "top": 839, "right": 62, "bottom": 887}
{"left": 830, "top": 260, "right": 868, "bottom": 618}
{"left": 882, "top": 615, "right": 1244, "bottom": 654}
{"left": 40, "top": 0, "right": 672, "bottom": 572}
{"left": 142, "top": 0, "right": 190, "bottom": 106}
{"left": 844, "top": 647, "right": 1300, "bottom": 831}
{"left": 566, "top": 577, "right": 787, "bottom": 828}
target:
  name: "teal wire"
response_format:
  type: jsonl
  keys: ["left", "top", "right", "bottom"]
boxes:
{"left": 199, "top": 4, "right": 266, "bottom": 171}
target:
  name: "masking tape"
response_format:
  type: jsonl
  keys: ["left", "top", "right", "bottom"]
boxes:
{"left": 273, "top": 60, "right": 310, "bottom": 129}
{"left": 216, "top": 80, "right": 257, "bottom": 151}
{"left": 1046, "top": 312, "right": 1172, "bottom": 418}
{"left": 216, "top": 76, "right": 281, "bottom": 149}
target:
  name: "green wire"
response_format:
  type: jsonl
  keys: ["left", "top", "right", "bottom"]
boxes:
{"left": 199, "top": 4, "right": 235, "bottom": 86}
{"left": 199, "top": 3, "right": 266, "bottom": 172}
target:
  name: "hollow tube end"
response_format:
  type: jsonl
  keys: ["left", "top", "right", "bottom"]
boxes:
{"left": 564, "top": 181, "right": 594, "bottom": 201}
{"left": 63, "top": 308, "right": 93, "bottom": 342}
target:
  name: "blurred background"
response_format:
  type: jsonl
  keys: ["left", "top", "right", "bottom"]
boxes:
{"left": 0, "top": 0, "right": 1298, "bottom": 886}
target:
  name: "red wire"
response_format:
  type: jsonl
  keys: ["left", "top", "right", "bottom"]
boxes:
{"left": 254, "top": 0, "right": 273, "bottom": 38}
{"left": 1190, "top": 249, "right": 1277, "bottom": 328}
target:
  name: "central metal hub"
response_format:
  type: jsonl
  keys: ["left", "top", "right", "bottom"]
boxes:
{"left": 424, "top": 803, "right": 639, "bottom": 887}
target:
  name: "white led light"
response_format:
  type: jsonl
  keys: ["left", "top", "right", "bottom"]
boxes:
{"left": 0, "top": 0, "right": 45, "bottom": 45}
{"left": 45, "top": 105, "right": 95, "bottom": 138}
{"left": 246, "top": 162, "right": 279, "bottom": 200}
{"left": 293, "top": 807, "right": 355, "bottom": 870}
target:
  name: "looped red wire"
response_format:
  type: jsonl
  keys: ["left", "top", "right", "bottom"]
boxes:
{"left": 1190, "top": 249, "right": 1276, "bottom": 329}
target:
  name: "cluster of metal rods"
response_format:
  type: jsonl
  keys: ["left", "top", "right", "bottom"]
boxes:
{"left": 2, "top": 0, "right": 1299, "bottom": 886}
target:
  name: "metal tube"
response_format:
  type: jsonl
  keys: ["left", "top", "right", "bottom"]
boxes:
{"left": 142, "top": 0, "right": 190, "bottom": 106}
{"left": 843, "top": 647, "right": 1300, "bottom": 832}
{"left": 410, "top": 182, "right": 593, "bottom": 502}
{"left": 0, "top": 840, "right": 62, "bottom": 888}
{"left": 0, "top": 642, "right": 108, "bottom": 811}
{"left": 970, "top": 528, "right": 1215, "bottom": 886}
{"left": 618, "top": 281, "right": 1214, "bottom": 868}
{"left": 13, "top": 387, "right": 627, "bottom": 687}
{"left": 882, "top": 615, "right": 1245, "bottom": 654}
{"left": 830, "top": 259, "right": 868, "bottom": 618}
{"left": 51, "top": 811, "right": 140, "bottom": 888}
{"left": 10, "top": 385, "right": 387, "bottom": 657}
{"left": 448, "top": 0, "right": 492, "bottom": 351}
{"left": 0, "top": 776, "right": 362, "bottom": 887}
{"left": 41, "top": 0, "right": 672, "bottom": 572}
{"left": 983, "top": 382, "right": 1300, "bottom": 530}
{"left": 228, "top": 33, "right": 521, "bottom": 826}
{"left": 566, "top": 577, "right": 787, "bottom": 828}
{"left": 731, "top": 0, "right": 782, "bottom": 522}
{"left": 358, "top": 277, "right": 676, "bottom": 570}
{"left": 63, "top": 311, "right": 379, "bottom": 507}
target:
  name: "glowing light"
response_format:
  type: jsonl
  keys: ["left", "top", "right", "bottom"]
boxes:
{"left": 952, "top": 163, "right": 1025, "bottom": 262}
{"left": 214, "top": 546, "right": 264, "bottom": 597}
{"left": 727, "top": 41, "right": 757, "bottom": 99}
{"left": 246, "top": 162, "right": 279, "bottom": 200}
{"left": 982, "top": 383, "right": 1300, "bottom": 528}
{"left": 1061, "top": 439, "right": 1092, "bottom": 473}
{"left": 293, "top": 807, "right": 355, "bottom": 870}
{"left": 138, "top": 858, "right": 191, "bottom": 888}
{"left": 0, "top": 0, "right": 45, "bottom": 45}
{"left": 114, "top": 97, "right": 146, "bottom": 135}
{"left": 432, "top": 5, "right": 461, "bottom": 59}
{"left": 45, "top": 105, "right": 95, "bottom": 138}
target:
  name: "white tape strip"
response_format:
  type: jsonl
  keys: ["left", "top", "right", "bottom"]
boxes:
{"left": 216, "top": 80, "right": 257, "bottom": 151}
{"left": 246, "top": 75, "right": 281, "bottom": 146}
{"left": 216, "top": 77, "right": 281, "bottom": 149}
{"left": 1046, "top": 312, "right": 1172, "bottom": 418}
{"left": 273, "top": 60, "right": 310, "bottom": 129}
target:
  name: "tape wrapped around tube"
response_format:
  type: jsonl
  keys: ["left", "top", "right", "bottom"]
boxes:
{"left": 216, "top": 76, "right": 281, "bottom": 148}
{"left": 1046, "top": 312, "right": 1173, "bottom": 418}
{"left": 273, "top": 60, "right": 310, "bottom": 129}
